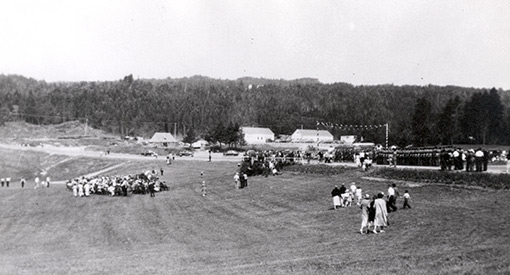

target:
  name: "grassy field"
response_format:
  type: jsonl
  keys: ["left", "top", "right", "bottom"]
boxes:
{"left": 0, "top": 159, "right": 509, "bottom": 274}
{"left": 0, "top": 148, "right": 126, "bottom": 182}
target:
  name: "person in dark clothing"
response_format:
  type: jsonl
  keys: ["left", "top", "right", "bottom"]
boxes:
{"left": 148, "top": 182, "right": 155, "bottom": 197}
{"left": 368, "top": 195, "right": 377, "bottom": 232}
{"left": 339, "top": 184, "right": 347, "bottom": 195}
{"left": 331, "top": 185, "right": 342, "bottom": 209}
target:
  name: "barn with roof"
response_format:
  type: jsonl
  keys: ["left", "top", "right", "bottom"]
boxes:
{"left": 148, "top": 132, "right": 178, "bottom": 146}
{"left": 291, "top": 129, "right": 334, "bottom": 143}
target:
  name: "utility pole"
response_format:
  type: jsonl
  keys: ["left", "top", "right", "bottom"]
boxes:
{"left": 85, "top": 118, "right": 88, "bottom": 136}
{"left": 174, "top": 122, "right": 177, "bottom": 138}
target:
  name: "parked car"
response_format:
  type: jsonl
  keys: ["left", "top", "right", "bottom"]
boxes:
{"left": 223, "top": 150, "right": 239, "bottom": 156}
{"left": 141, "top": 150, "right": 156, "bottom": 156}
{"left": 178, "top": 150, "right": 194, "bottom": 157}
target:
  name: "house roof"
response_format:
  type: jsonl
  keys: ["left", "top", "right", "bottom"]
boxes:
{"left": 292, "top": 129, "right": 333, "bottom": 138}
{"left": 241, "top": 127, "right": 275, "bottom": 136}
{"left": 149, "top": 132, "right": 177, "bottom": 143}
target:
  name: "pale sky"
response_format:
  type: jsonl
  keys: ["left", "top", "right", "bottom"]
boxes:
{"left": 1, "top": 0, "right": 509, "bottom": 89}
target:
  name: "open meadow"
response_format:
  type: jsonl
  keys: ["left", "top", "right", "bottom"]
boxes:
{"left": 0, "top": 157, "right": 509, "bottom": 274}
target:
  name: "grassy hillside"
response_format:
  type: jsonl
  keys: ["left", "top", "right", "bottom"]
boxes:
{"left": 0, "top": 148, "right": 125, "bottom": 182}
{"left": 0, "top": 159, "right": 508, "bottom": 274}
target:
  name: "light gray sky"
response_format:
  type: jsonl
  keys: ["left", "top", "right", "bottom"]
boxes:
{"left": 1, "top": 0, "right": 509, "bottom": 89}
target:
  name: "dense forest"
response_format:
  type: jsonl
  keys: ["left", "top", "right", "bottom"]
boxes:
{"left": 0, "top": 74, "right": 509, "bottom": 147}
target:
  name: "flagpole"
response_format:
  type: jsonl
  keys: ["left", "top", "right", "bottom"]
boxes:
{"left": 385, "top": 123, "right": 389, "bottom": 148}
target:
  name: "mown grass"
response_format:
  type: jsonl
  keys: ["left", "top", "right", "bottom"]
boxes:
{"left": 370, "top": 167, "right": 510, "bottom": 189}
{"left": 0, "top": 159, "right": 509, "bottom": 274}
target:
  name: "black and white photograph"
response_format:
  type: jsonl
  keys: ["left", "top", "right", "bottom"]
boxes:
{"left": 0, "top": 1, "right": 509, "bottom": 274}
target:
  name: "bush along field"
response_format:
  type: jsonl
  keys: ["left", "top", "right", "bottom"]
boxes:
{"left": 370, "top": 167, "right": 510, "bottom": 189}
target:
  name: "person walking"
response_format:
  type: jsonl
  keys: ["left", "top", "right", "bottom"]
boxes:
{"left": 20, "top": 178, "right": 25, "bottom": 188}
{"left": 360, "top": 194, "right": 371, "bottom": 234}
{"left": 387, "top": 184, "right": 398, "bottom": 212}
{"left": 5, "top": 177, "right": 10, "bottom": 187}
{"left": 373, "top": 193, "right": 389, "bottom": 234}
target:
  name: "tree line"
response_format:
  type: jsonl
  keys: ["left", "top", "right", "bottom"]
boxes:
{"left": 0, "top": 74, "right": 509, "bottom": 147}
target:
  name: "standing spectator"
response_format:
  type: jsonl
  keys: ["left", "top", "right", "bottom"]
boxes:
{"left": 1, "top": 178, "right": 4, "bottom": 187}
{"left": 234, "top": 172, "right": 240, "bottom": 189}
{"left": 403, "top": 190, "right": 412, "bottom": 209}
{"left": 243, "top": 173, "right": 248, "bottom": 187}
{"left": 72, "top": 183, "right": 78, "bottom": 197}
{"left": 84, "top": 181, "right": 91, "bottom": 197}
{"left": 475, "top": 148, "right": 484, "bottom": 172}
{"left": 5, "top": 177, "right": 10, "bottom": 187}
{"left": 350, "top": 182, "right": 357, "bottom": 195}
{"left": 373, "top": 193, "right": 389, "bottom": 234}
{"left": 208, "top": 150, "right": 212, "bottom": 162}
{"left": 148, "top": 182, "right": 155, "bottom": 197}
{"left": 34, "top": 177, "right": 40, "bottom": 189}
{"left": 78, "top": 181, "right": 84, "bottom": 197}
{"left": 331, "top": 185, "right": 342, "bottom": 210}
{"left": 160, "top": 168, "right": 164, "bottom": 176}
{"left": 355, "top": 187, "right": 363, "bottom": 206}
{"left": 20, "top": 178, "right": 25, "bottom": 188}
{"left": 483, "top": 150, "right": 489, "bottom": 171}
{"left": 360, "top": 194, "right": 371, "bottom": 234}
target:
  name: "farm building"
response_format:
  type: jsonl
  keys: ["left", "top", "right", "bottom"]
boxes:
{"left": 191, "top": 139, "right": 209, "bottom": 149}
{"left": 291, "top": 129, "right": 334, "bottom": 143}
{"left": 241, "top": 127, "right": 275, "bottom": 144}
{"left": 148, "top": 132, "right": 178, "bottom": 146}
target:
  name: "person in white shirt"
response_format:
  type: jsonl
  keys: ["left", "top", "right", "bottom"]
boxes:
{"left": 387, "top": 184, "right": 397, "bottom": 212}
{"left": 403, "top": 190, "right": 411, "bottom": 209}
{"left": 34, "top": 177, "right": 40, "bottom": 189}
{"left": 355, "top": 187, "right": 363, "bottom": 206}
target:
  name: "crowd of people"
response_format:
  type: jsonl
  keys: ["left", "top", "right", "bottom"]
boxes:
{"left": 375, "top": 147, "right": 494, "bottom": 170}
{"left": 66, "top": 169, "right": 169, "bottom": 197}
{"left": 240, "top": 149, "right": 300, "bottom": 177}
{"left": 331, "top": 182, "right": 411, "bottom": 234}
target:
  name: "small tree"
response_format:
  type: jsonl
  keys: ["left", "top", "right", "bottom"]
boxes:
{"left": 182, "top": 128, "right": 197, "bottom": 145}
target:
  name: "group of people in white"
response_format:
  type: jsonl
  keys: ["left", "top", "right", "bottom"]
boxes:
{"left": 331, "top": 182, "right": 411, "bottom": 234}
{"left": 67, "top": 169, "right": 168, "bottom": 197}
{"left": 34, "top": 176, "right": 51, "bottom": 188}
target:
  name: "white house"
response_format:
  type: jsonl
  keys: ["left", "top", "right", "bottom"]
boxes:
{"left": 148, "top": 132, "right": 178, "bottom": 146}
{"left": 241, "top": 127, "right": 275, "bottom": 144}
{"left": 291, "top": 129, "right": 334, "bottom": 143}
{"left": 191, "top": 139, "right": 209, "bottom": 149}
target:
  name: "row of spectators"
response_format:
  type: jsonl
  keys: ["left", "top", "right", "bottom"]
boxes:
{"left": 66, "top": 169, "right": 169, "bottom": 197}
{"left": 375, "top": 147, "right": 494, "bottom": 170}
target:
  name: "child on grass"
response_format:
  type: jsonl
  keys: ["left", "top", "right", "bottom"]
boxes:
{"left": 403, "top": 190, "right": 411, "bottom": 209}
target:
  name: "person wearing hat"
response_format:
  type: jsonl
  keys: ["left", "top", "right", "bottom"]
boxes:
{"left": 359, "top": 194, "right": 371, "bottom": 234}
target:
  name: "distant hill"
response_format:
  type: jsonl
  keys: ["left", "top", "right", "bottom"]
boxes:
{"left": 0, "top": 121, "right": 110, "bottom": 140}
